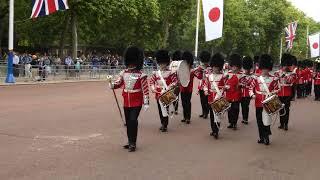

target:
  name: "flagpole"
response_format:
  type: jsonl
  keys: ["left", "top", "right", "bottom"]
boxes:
{"left": 5, "top": 0, "right": 15, "bottom": 83}
{"left": 306, "top": 25, "right": 309, "bottom": 59}
{"left": 194, "top": 0, "right": 201, "bottom": 58}
{"left": 279, "top": 35, "right": 283, "bottom": 63}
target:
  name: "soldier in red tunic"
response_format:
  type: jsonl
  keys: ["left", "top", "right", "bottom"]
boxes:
{"left": 198, "top": 51, "right": 211, "bottom": 119}
{"left": 109, "top": 47, "right": 150, "bottom": 152}
{"left": 180, "top": 51, "right": 202, "bottom": 124}
{"left": 250, "top": 54, "right": 279, "bottom": 145}
{"left": 150, "top": 50, "right": 178, "bottom": 132}
{"left": 275, "top": 53, "right": 295, "bottom": 131}
{"left": 171, "top": 50, "right": 182, "bottom": 114}
{"left": 296, "top": 61, "right": 306, "bottom": 98}
{"left": 226, "top": 54, "right": 243, "bottom": 130}
{"left": 305, "top": 60, "right": 313, "bottom": 96}
{"left": 314, "top": 59, "right": 320, "bottom": 101}
{"left": 203, "top": 53, "right": 226, "bottom": 139}
{"left": 240, "top": 56, "right": 254, "bottom": 125}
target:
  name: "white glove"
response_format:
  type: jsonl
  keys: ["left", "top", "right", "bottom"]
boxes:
{"left": 108, "top": 82, "right": 114, "bottom": 89}
{"left": 143, "top": 104, "right": 149, "bottom": 111}
{"left": 251, "top": 94, "right": 256, "bottom": 99}
{"left": 225, "top": 85, "right": 230, "bottom": 90}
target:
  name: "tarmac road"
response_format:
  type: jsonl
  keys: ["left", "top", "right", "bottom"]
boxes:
{"left": 0, "top": 81, "right": 320, "bottom": 180}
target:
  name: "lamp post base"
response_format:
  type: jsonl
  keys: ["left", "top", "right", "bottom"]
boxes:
{"left": 5, "top": 51, "right": 15, "bottom": 84}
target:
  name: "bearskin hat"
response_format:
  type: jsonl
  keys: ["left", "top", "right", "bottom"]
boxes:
{"left": 306, "top": 59, "right": 313, "bottom": 67}
{"left": 210, "top": 53, "right": 225, "bottom": 69}
{"left": 124, "top": 46, "right": 144, "bottom": 70}
{"left": 229, "top": 53, "right": 242, "bottom": 68}
{"left": 254, "top": 55, "right": 260, "bottom": 64}
{"left": 155, "top": 50, "right": 170, "bottom": 64}
{"left": 297, "top": 61, "right": 304, "bottom": 68}
{"left": 259, "top": 54, "right": 273, "bottom": 70}
{"left": 315, "top": 58, "right": 320, "bottom": 70}
{"left": 281, "top": 53, "right": 293, "bottom": 67}
{"left": 199, "top": 51, "right": 211, "bottom": 63}
{"left": 182, "top": 51, "right": 194, "bottom": 66}
{"left": 242, "top": 56, "right": 253, "bottom": 70}
{"left": 292, "top": 55, "right": 298, "bottom": 66}
{"left": 172, "top": 50, "right": 182, "bottom": 61}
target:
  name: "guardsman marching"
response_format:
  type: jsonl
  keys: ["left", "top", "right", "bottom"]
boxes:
{"left": 225, "top": 54, "right": 243, "bottom": 130}
{"left": 250, "top": 54, "right": 279, "bottom": 145}
{"left": 171, "top": 50, "right": 182, "bottom": 114}
{"left": 150, "top": 50, "right": 178, "bottom": 132}
{"left": 204, "top": 53, "right": 227, "bottom": 139}
{"left": 198, "top": 51, "right": 211, "bottom": 119}
{"left": 240, "top": 56, "right": 254, "bottom": 125}
{"left": 109, "top": 46, "right": 150, "bottom": 152}
{"left": 275, "top": 53, "right": 295, "bottom": 131}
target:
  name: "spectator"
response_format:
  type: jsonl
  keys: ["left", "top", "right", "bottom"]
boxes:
{"left": 13, "top": 52, "right": 20, "bottom": 77}
{"left": 22, "top": 53, "right": 32, "bottom": 81}
{"left": 75, "top": 58, "right": 82, "bottom": 79}
{"left": 65, "top": 55, "right": 73, "bottom": 79}
{"left": 91, "top": 55, "right": 99, "bottom": 78}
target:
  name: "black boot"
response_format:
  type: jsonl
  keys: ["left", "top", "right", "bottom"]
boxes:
{"left": 123, "top": 144, "right": 129, "bottom": 149}
{"left": 161, "top": 127, "right": 168, "bottom": 132}
{"left": 242, "top": 120, "right": 248, "bottom": 125}
{"left": 278, "top": 125, "right": 284, "bottom": 129}
{"left": 128, "top": 144, "right": 136, "bottom": 152}
{"left": 203, "top": 114, "right": 208, "bottom": 119}
{"left": 227, "top": 124, "right": 233, "bottom": 129}
{"left": 186, "top": 120, "right": 191, "bottom": 124}
{"left": 214, "top": 133, "right": 219, "bottom": 139}
{"left": 199, "top": 114, "right": 204, "bottom": 118}
{"left": 257, "top": 139, "right": 264, "bottom": 144}
{"left": 264, "top": 136, "right": 270, "bottom": 146}
{"left": 233, "top": 124, "right": 237, "bottom": 130}
{"left": 181, "top": 119, "right": 186, "bottom": 123}
{"left": 284, "top": 124, "right": 288, "bottom": 131}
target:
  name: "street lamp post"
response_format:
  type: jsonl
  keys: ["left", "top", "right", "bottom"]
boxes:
{"left": 5, "top": 0, "right": 15, "bottom": 83}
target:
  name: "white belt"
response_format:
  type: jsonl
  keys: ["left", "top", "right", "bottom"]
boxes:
{"left": 123, "top": 89, "right": 141, "bottom": 93}
{"left": 255, "top": 91, "right": 268, "bottom": 95}
{"left": 280, "top": 84, "right": 292, "bottom": 87}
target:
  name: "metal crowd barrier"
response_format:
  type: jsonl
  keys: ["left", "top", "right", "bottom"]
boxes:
{"left": 0, "top": 64, "right": 156, "bottom": 83}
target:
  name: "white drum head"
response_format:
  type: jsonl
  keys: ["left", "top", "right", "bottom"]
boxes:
{"left": 169, "top": 60, "right": 190, "bottom": 87}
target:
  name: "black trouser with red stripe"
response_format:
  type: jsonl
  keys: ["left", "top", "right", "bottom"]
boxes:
{"left": 297, "top": 84, "right": 306, "bottom": 98}
{"left": 124, "top": 106, "right": 142, "bottom": 146}
{"left": 157, "top": 101, "right": 169, "bottom": 128}
{"left": 306, "top": 82, "right": 312, "bottom": 96}
{"left": 209, "top": 107, "right": 220, "bottom": 134}
{"left": 181, "top": 92, "right": 192, "bottom": 121}
{"left": 199, "top": 90, "right": 209, "bottom": 117}
{"left": 256, "top": 107, "right": 271, "bottom": 141}
{"left": 279, "top": 96, "right": 291, "bottom": 127}
{"left": 228, "top": 101, "right": 240, "bottom": 126}
{"left": 240, "top": 97, "right": 251, "bottom": 122}
{"left": 314, "top": 85, "right": 320, "bottom": 100}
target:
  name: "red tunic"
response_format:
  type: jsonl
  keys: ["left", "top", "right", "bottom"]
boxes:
{"left": 274, "top": 69, "right": 295, "bottom": 97}
{"left": 198, "top": 66, "right": 212, "bottom": 91}
{"left": 254, "top": 65, "right": 262, "bottom": 75}
{"left": 239, "top": 73, "right": 254, "bottom": 98}
{"left": 203, "top": 73, "right": 226, "bottom": 104}
{"left": 314, "top": 72, "right": 320, "bottom": 85}
{"left": 225, "top": 71, "right": 242, "bottom": 102}
{"left": 180, "top": 66, "right": 203, "bottom": 93}
{"left": 112, "top": 69, "right": 149, "bottom": 108}
{"left": 249, "top": 74, "right": 279, "bottom": 107}
{"left": 150, "top": 69, "right": 178, "bottom": 100}
{"left": 297, "top": 69, "right": 307, "bottom": 85}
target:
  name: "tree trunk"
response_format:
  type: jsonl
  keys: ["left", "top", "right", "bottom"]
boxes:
{"left": 59, "top": 15, "right": 70, "bottom": 59}
{"left": 71, "top": 10, "right": 78, "bottom": 60}
{"left": 161, "top": 19, "right": 170, "bottom": 48}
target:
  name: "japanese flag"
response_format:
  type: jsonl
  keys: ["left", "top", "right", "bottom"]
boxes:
{"left": 309, "top": 33, "right": 320, "bottom": 58}
{"left": 202, "top": 0, "right": 224, "bottom": 41}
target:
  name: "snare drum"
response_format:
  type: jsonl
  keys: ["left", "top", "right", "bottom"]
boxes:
{"left": 159, "top": 86, "right": 179, "bottom": 107}
{"left": 262, "top": 95, "right": 284, "bottom": 115}
{"left": 169, "top": 60, "right": 190, "bottom": 87}
{"left": 210, "top": 97, "right": 231, "bottom": 115}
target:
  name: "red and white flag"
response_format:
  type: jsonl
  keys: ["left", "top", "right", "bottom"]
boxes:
{"left": 309, "top": 33, "right": 320, "bottom": 58}
{"left": 202, "top": 0, "right": 224, "bottom": 41}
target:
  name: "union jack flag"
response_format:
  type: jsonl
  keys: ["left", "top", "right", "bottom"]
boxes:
{"left": 31, "top": 0, "right": 69, "bottom": 18}
{"left": 284, "top": 21, "right": 298, "bottom": 51}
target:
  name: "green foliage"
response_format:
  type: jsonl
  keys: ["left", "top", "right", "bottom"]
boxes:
{"left": 0, "top": 0, "right": 319, "bottom": 60}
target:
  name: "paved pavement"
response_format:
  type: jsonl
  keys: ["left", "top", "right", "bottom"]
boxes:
{"left": 0, "top": 81, "right": 320, "bottom": 180}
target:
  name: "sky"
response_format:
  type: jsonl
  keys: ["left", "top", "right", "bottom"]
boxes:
{"left": 288, "top": 0, "right": 320, "bottom": 22}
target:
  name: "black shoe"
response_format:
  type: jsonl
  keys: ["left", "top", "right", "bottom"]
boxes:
{"left": 181, "top": 119, "right": 186, "bottom": 123}
{"left": 284, "top": 125, "right": 288, "bottom": 131}
{"left": 264, "top": 137, "right": 270, "bottom": 145}
{"left": 203, "top": 115, "right": 208, "bottom": 119}
{"left": 214, "top": 133, "right": 219, "bottom": 139}
{"left": 174, "top": 111, "right": 178, "bottom": 115}
{"left": 227, "top": 124, "right": 233, "bottom": 129}
{"left": 161, "top": 127, "right": 168, "bottom": 132}
{"left": 210, "top": 132, "right": 214, "bottom": 136}
{"left": 242, "top": 120, "right": 248, "bottom": 125}
{"left": 123, "top": 144, "right": 129, "bottom": 149}
{"left": 159, "top": 126, "right": 164, "bottom": 131}
{"left": 278, "top": 125, "right": 284, "bottom": 129}
{"left": 199, "top": 114, "right": 204, "bottom": 118}
{"left": 186, "top": 120, "right": 191, "bottom": 124}
{"left": 128, "top": 145, "right": 136, "bottom": 152}
{"left": 233, "top": 124, "right": 237, "bottom": 130}
{"left": 257, "top": 139, "right": 264, "bottom": 144}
